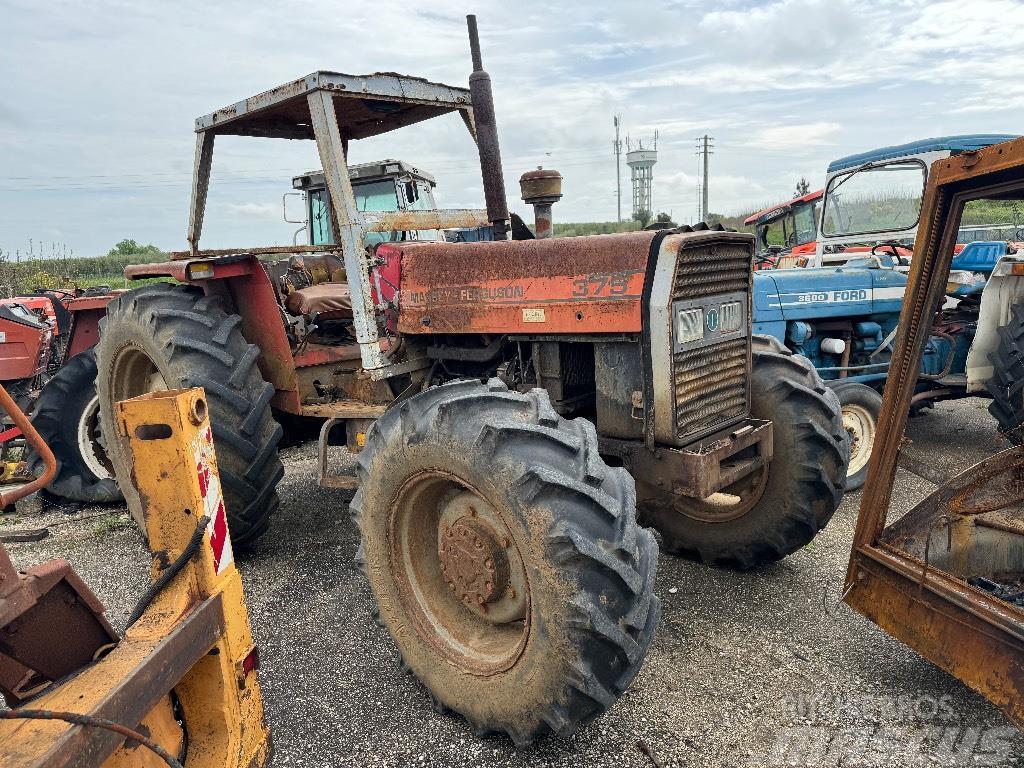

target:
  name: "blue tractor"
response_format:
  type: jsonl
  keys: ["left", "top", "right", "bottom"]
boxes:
{"left": 753, "top": 135, "right": 1024, "bottom": 489}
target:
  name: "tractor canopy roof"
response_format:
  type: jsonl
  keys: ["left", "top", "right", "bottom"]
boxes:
{"left": 743, "top": 189, "right": 823, "bottom": 227}
{"left": 194, "top": 71, "right": 472, "bottom": 140}
{"left": 293, "top": 160, "right": 437, "bottom": 192}
{"left": 827, "top": 134, "right": 1018, "bottom": 173}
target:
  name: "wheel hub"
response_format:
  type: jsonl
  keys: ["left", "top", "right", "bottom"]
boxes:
{"left": 842, "top": 404, "right": 875, "bottom": 475}
{"left": 435, "top": 490, "right": 528, "bottom": 624}
{"left": 439, "top": 518, "right": 509, "bottom": 608}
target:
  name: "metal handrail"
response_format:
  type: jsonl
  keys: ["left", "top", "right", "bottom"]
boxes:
{"left": 0, "top": 384, "right": 56, "bottom": 506}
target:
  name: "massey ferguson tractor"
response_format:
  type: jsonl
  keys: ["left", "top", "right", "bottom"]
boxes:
{"left": 91, "top": 16, "right": 847, "bottom": 743}
{"left": 0, "top": 291, "right": 119, "bottom": 503}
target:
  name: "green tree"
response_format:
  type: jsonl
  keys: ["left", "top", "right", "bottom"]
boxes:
{"left": 632, "top": 209, "right": 652, "bottom": 227}
{"left": 795, "top": 177, "right": 811, "bottom": 196}
{"left": 108, "top": 239, "right": 163, "bottom": 258}
{"left": 655, "top": 212, "right": 676, "bottom": 225}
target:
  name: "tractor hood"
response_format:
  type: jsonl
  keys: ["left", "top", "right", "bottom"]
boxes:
{"left": 392, "top": 231, "right": 658, "bottom": 334}
{"left": 753, "top": 266, "right": 907, "bottom": 323}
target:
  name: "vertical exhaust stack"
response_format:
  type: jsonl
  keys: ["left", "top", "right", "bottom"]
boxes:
{"left": 467, "top": 15, "right": 510, "bottom": 241}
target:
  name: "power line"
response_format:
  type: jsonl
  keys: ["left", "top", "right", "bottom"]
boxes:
{"left": 695, "top": 134, "right": 714, "bottom": 221}
{"left": 613, "top": 115, "right": 623, "bottom": 223}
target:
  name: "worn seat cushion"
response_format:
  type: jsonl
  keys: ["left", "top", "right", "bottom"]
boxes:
{"left": 285, "top": 282, "right": 353, "bottom": 320}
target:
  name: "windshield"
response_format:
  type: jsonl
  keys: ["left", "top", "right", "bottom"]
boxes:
{"left": 757, "top": 201, "right": 818, "bottom": 253}
{"left": 822, "top": 161, "right": 926, "bottom": 237}
{"left": 792, "top": 201, "right": 818, "bottom": 245}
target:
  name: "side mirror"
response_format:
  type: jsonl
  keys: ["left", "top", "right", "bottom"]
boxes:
{"left": 282, "top": 192, "right": 307, "bottom": 225}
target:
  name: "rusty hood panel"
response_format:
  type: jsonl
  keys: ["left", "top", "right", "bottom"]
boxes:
{"left": 393, "top": 231, "right": 658, "bottom": 334}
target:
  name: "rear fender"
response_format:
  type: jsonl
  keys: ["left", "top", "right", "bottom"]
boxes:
{"left": 126, "top": 254, "right": 302, "bottom": 412}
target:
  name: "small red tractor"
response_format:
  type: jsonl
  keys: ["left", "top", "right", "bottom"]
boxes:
{"left": 0, "top": 290, "right": 119, "bottom": 503}
{"left": 91, "top": 16, "right": 847, "bottom": 743}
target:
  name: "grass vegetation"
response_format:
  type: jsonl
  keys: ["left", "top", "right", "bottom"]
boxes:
{"left": 3, "top": 198, "right": 1020, "bottom": 297}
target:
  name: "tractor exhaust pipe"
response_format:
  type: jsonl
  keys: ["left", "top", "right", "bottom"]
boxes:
{"left": 467, "top": 15, "right": 510, "bottom": 241}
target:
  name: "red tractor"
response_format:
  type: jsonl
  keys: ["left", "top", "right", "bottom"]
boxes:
{"left": 91, "top": 17, "right": 847, "bottom": 743}
{"left": 0, "top": 290, "right": 119, "bottom": 503}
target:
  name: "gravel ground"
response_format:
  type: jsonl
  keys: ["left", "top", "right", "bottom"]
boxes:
{"left": 4, "top": 396, "right": 1024, "bottom": 767}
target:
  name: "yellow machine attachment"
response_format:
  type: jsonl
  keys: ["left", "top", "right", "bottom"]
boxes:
{"left": 0, "top": 386, "right": 270, "bottom": 767}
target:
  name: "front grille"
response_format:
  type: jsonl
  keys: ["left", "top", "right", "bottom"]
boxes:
{"left": 673, "top": 243, "right": 750, "bottom": 300}
{"left": 673, "top": 338, "right": 748, "bottom": 440}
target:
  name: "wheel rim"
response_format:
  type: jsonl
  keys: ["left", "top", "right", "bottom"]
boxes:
{"left": 110, "top": 345, "right": 168, "bottom": 402}
{"left": 388, "top": 470, "right": 530, "bottom": 676}
{"left": 77, "top": 395, "right": 114, "bottom": 480}
{"left": 843, "top": 403, "right": 876, "bottom": 477}
{"left": 673, "top": 461, "right": 770, "bottom": 523}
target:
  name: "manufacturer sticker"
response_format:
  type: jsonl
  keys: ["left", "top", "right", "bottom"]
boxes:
{"left": 522, "top": 308, "right": 546, "bottom": 323}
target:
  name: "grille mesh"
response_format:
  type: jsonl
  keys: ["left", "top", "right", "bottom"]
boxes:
{"left": 673, "top": 243, "right": 750, "bottom": 300}
{"left": 671, "top": 239, "right": 751, "bottom": 441}
{"left": 673, "top": 338, "right": 748, "bottom": 439}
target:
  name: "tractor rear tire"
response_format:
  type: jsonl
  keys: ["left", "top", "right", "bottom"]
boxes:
{"left": 830, "top": 381, "right": 882, "bottom": 491}
{"left": 638, "top": 335, "right": 848, "bottom": 569}
{"left": 95, "top": 283, "right": 283, "bottom": 549}
{"left": 987, "top": 303, "right": 1024, "bottom": 444}
{"left": 29, "top": 348, "right": 122, "bottom": 504}
{"left": 351, "top": 379, "right": 659, "bottom": 745}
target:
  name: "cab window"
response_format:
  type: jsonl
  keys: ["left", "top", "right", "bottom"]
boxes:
{"left": 822, "top": 161, "right": 926, "bottom": 237}
{"left": 309, "top": 189, "right": 334, "bottom": 246}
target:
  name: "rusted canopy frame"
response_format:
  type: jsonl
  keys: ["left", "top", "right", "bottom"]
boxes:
{"left": 845, "top": 137, "right": 1024, "bottom": 727}
{"left": 183, "top": 69, "right": 488, "bottom": 378}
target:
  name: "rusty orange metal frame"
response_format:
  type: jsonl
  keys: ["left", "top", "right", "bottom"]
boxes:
{"left": 845, "top": 137, "right": 1024, "bottom": 727}
{"left": 0, "top": 383, "right": 55, "bottom": 507}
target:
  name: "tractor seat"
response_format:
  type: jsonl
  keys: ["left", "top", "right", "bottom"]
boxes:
{"left": 285, "top": 282, "right": 353, "bottom": 321}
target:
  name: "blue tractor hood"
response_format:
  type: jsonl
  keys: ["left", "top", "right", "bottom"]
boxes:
{"left": 753, "top": 266, "right": 908, "bottom": 323}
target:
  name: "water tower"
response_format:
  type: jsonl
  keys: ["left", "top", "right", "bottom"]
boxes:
{"left": 626, "top": 133, "right": 658, "bottom": 220}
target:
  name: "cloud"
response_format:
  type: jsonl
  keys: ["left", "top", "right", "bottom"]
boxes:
{"left": 224, "top": 202, "right": 279, "bottom": 218}
{"left": 1, "top": 0, "right": 1022, "bottom": 253}
{"left": 751, "top": 122, "right": 841, "bottom": 150}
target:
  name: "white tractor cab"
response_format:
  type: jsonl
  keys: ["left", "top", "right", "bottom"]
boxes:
{"left": 286, "top": 159, "right": 443, "bottom": 246}
{"left": 815, "top": 134, "right": 1019, "bottom": 267}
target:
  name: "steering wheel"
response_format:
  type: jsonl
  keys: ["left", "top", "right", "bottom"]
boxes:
{"left": 871, "top": 241, "right": 911, "bottom": 266}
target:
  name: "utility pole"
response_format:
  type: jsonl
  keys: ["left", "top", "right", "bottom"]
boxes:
{"left": 695, "top": 134, "right": 714, "bottom": 222}
{"left": 613, "top": 115, "right": 623, "bottom": 223}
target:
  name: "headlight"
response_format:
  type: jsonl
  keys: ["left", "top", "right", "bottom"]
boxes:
{"left": 677, "top": 307, "right": 704, "bottom": 344}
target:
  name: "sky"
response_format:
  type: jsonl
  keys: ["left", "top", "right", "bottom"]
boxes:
{"left": 0, "top": 0, "right": 1021, "bottom": 257}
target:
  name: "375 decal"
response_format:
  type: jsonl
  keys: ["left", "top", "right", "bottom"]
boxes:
{"left": 571, "top": 270, "right": 640, "bottom": 297}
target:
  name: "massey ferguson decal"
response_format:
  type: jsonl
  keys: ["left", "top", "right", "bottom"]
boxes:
{"left": 402, "top": 270, "right": 644, "bottom": 307}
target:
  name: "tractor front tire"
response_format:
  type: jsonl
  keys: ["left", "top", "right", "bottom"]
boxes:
{"left": 29, "top": 348, "right": 122, "bottom": 504}
{"left": 639, "top": 335, "right": 848, "bottom": 569}
{"left": 352, "top": 379, "right": 659, "bottom": 745}
{"left": 830, "top": 381, "right": 882, "bottom": 491}
{"left": 95, "top": 283, "right": 284, "bottom": 549}
{"left": 987, "top": 303, "right": 1024, "bottom": 444}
